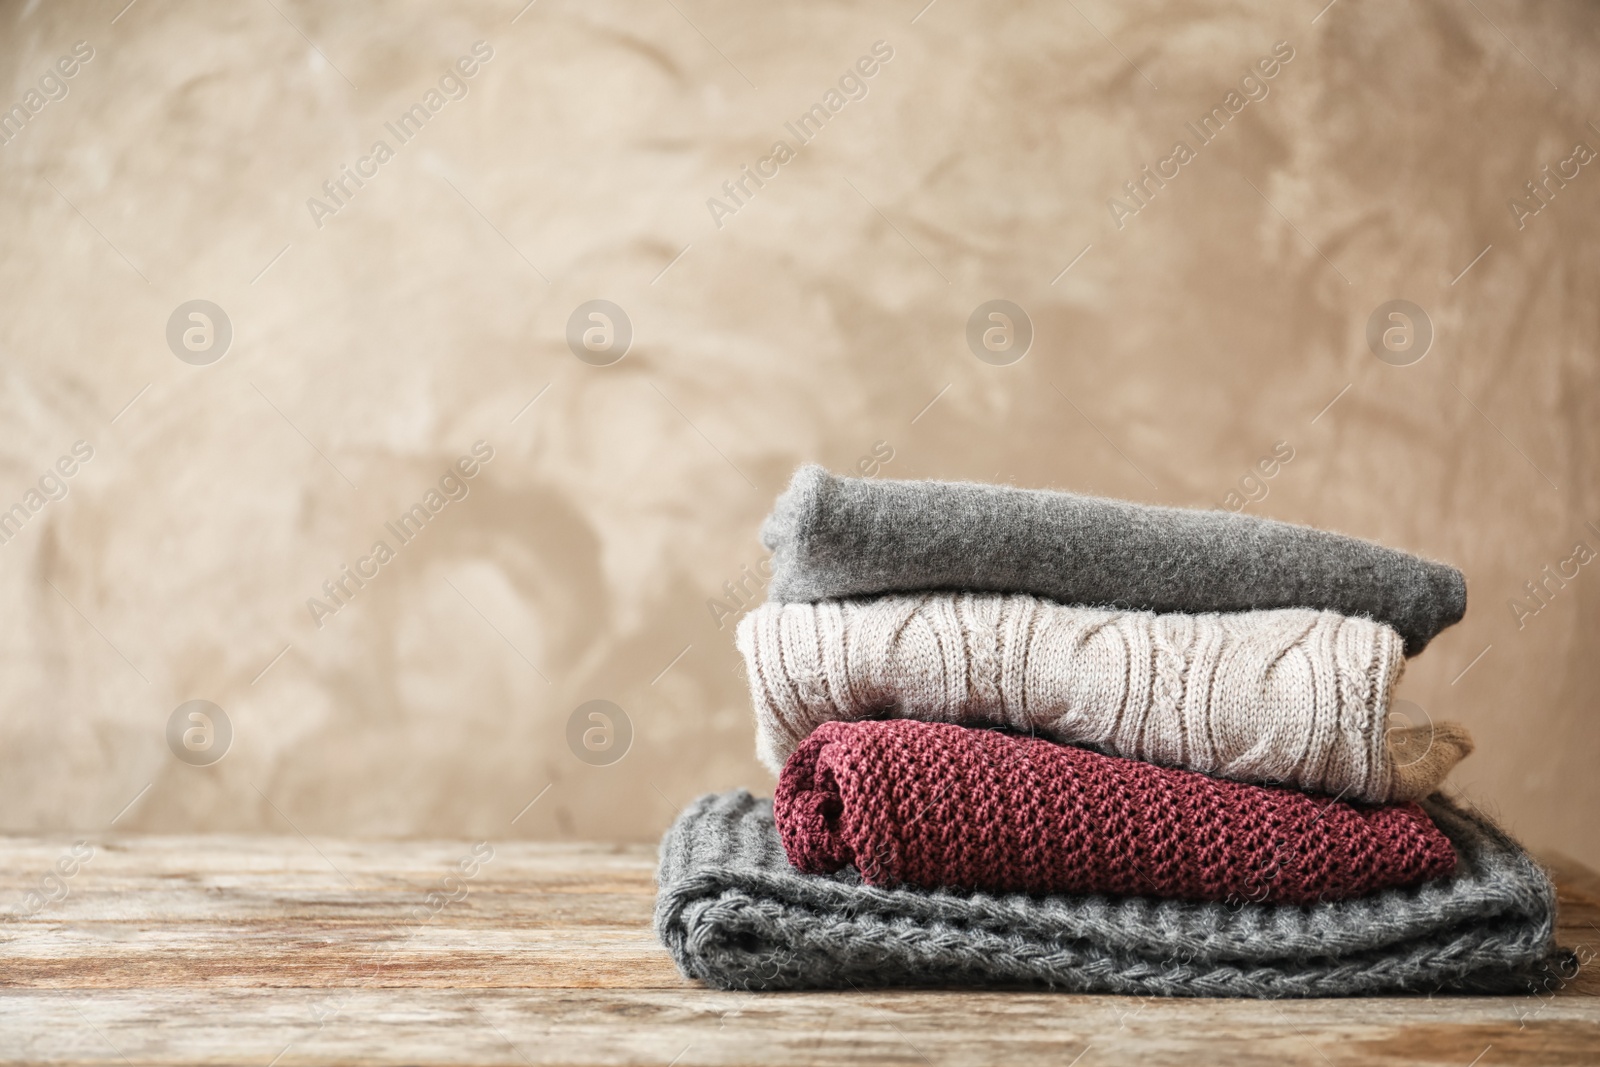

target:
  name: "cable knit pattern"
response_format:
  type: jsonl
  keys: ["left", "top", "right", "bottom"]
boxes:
{"left": 655, "top": 789, "right": 1565, "bottom": 995}
{"left": 760, "top": 465, "right": 1467, "bottom": 655}
{"left": 774, "top": 721, "right": 1456, "bottom": 904}
{"left": 738, "top": 594, "right": 1473, "bottom": 803}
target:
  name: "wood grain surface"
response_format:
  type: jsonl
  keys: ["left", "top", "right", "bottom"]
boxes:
{"left": 1, "top": 836, "right": 1597, "bottom": 1065}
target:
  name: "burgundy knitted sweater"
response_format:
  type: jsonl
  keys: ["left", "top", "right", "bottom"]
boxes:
{"left": 774, "top": 720, "right": 1457, "bottom": 904}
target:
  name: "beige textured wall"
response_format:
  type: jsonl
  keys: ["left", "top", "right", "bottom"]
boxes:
{"left": 2, "top": 0, "right": 1597, "bottom": 868}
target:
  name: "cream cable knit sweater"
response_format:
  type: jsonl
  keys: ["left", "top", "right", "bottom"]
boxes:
{"left": 736, "top": 594, "right": 1472, "bottom": 804}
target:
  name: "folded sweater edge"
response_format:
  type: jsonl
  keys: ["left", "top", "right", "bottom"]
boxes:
{"left": 758, "top": 464, "right": 1468, "bottom": 656}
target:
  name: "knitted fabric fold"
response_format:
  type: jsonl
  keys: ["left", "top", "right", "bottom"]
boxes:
{"left": 737, "top": 594, "right": 1473, "bottom": 803}
{"left": 655, "top": 789, "right": 1565, "bottom": 996}
{"left": 773, "top": 720, "right": 1456, "bottom": 905}
{"left": 760, "top": 465, "right": 1467, "bottom": 656}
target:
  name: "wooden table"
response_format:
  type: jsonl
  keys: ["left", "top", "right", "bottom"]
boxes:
{"left": 2, "top": 836, "right": 1596, "bottom": 1065}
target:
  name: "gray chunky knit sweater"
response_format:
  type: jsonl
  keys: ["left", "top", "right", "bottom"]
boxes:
{"left": 655, "top": 790, "right": 1562, "bottom": 996}
{"left": 760, "top": 466, "right": 1467, "bottom": 656}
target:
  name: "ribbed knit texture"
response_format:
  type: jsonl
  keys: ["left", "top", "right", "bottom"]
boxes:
{"left": 656, "top": 789, "right": 1564, "bottom": 995}
{"left": 738, "top": 594, "right": 1473, "bottom": 803}
{"left": 760, "top": 465, "right": 1467, "bottom": 656}
{"left": 774, "top": 720, "right": 1456, "bottom": 905}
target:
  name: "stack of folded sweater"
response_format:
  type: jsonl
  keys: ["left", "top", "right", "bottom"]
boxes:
{"left": 656, "top": 465, "right": 1567, "bottom": 996}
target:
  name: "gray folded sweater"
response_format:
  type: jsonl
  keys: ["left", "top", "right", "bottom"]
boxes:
{"left": 655, "top": 790, "right": 1564, "bottom": 996}
{"left": 760, "top": 466, "right": 1467, "bottom": 655}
